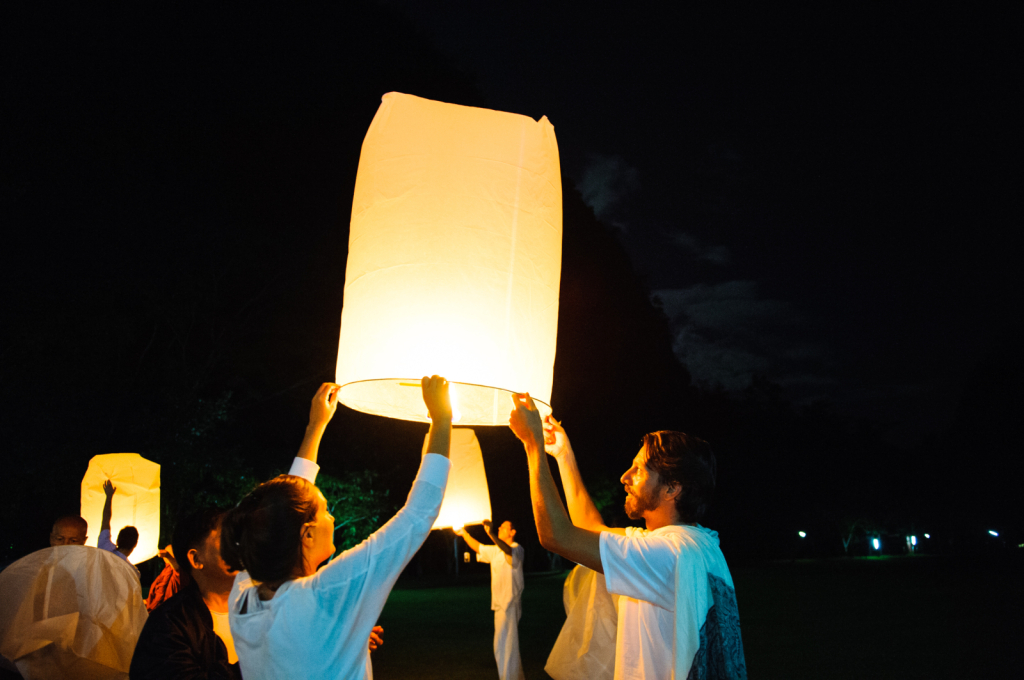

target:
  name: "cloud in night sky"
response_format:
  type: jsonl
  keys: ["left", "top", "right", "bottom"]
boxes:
{"left": 666, "top": 231, "right": 732, "bottom": 266}
{"left": 576, "top": 154, "right": 639, "bottom": 227}
{"left": 653, "top": 281, "right": 835, "bottom": 394}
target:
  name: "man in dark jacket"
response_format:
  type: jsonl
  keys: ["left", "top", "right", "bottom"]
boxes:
{"left": 130, "top": 508, "right": 241, "bottom": 679}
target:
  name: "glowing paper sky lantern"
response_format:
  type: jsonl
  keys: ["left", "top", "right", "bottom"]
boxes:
{"left": 336, "top": 92, "right": 562, "bottom": 425}
{"left": 426, "top": 428, "right": 492, "bottom": 531}
{"left": 81, "top": 453, "right": 161, "bottom": 564}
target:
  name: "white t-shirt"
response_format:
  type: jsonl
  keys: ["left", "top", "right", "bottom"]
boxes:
{"left": 229, "top": 453, "right": 450, "bottom": 680}
{"left": 477, "top": 543, "right": 525, "bottom": 611}
{"left": 209, "top": 609, "right": 238, "bottom": 664}
{"left": 598, "top": 525, "right": 693, "bottom": 680}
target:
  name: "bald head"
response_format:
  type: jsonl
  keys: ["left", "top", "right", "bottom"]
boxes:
{"left": 50, "top": 516, "right": 88, "bottom": 547}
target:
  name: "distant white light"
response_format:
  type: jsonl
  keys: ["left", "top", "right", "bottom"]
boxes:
{"left": 798, "top": 531, "right": 807, "bottom": 538}
{"left": 911, "top": 535, "right": 917, "bottom": 546}
{"left": 988, "top": 530, "right": 999, "bottom": 537}
{"left": 924, "top": 533, "right": 931, "bottom": 539}
{"left": 872, "top": 538, "right": 880, "bottom": 551}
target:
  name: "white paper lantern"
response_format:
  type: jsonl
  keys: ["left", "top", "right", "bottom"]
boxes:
{"left": 80, "top": 453, "right": 161, "bottom": 564}
{"left": 336, "top": 92, "right": 562, "bottom": 425}
{"left": 0, "top": 546, "right": 147, "bottom": 678}
{"left": 424, "top": 428, "right": 492, "bottom": 531}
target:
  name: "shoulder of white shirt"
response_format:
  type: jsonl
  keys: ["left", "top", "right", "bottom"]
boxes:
{"left": 624, "top": 524, "right": 714, "bottom": 538}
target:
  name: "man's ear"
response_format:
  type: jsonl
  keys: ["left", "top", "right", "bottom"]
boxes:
{"left": 188, "top": 548, "right": 203, "bottom": 571}
{"left": 663, "top": 482, "right": 683, "bottom": 503}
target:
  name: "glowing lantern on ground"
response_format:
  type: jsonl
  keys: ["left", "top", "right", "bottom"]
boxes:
{"left": 426, "top": 428, "right": 492, "bottom": 531}
{"left": 336, "top": 92, "right": 562, "bottom": 425}
{"left": 81, "top": 453, "right": 161, "bottom": 564}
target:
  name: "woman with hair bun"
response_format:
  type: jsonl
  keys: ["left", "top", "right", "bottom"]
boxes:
{"left": 222, "top": 377, "right": 452, "bottom": 680}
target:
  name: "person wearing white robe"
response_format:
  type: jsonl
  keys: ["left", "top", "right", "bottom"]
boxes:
{"left": 508, "top": 397, "right": 746, "bottom": 680}
{"left": 456, "top": 520, "right": 526, "bottom": 680}
{"left": 224, "top": 378, "right": 452, "bottom": 680}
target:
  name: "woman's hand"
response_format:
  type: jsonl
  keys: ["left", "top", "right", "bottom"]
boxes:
{"left": 368, "top": 626, "right": 384, "bottom": 652}
{"left": 309, "top": 383, "right": 341, "bottom": 430}
{"left": 421, "top": 375, "right": 452, "bottom": 422}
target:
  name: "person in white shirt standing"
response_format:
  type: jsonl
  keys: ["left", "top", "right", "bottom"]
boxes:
{"left": 508, "top": 395, "right": 747, "bottom": 680}
{"left": 221, "top": 376, "right": 452, "bottom": 680}
{"left": 456, "top": 520, "right": 526, "bottom": 680}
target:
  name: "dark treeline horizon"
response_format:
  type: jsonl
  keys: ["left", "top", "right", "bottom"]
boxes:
{"left": 1, "top": 4, "right": 1019, "bottom": 570}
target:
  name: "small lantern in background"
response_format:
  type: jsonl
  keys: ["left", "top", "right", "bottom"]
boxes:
{"left": 81, "top": 453, "right": 161, "bottom": 564}
{"left": 425, "top": 428, "right": 492, "bottom": 531}
{"left": 336, "top": 92, "right": 563, "bottom": 425}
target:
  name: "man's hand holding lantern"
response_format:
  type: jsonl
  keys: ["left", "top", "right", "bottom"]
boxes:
{"left": 543, "top": 415, "right": 572, "bottom": 460}
{"left": 509, "top": 392, "right": 544, "bottom": 454}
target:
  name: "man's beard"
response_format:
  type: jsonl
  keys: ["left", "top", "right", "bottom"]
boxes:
{"left": 624, "top": 484, "right": 659, "bottom": 520}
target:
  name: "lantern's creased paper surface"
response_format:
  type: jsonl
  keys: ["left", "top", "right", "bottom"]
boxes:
{"left": 424, "top": 428, "right": 492, "bottom": 530}
{"left": 337, "top": 92, "right": 562, "bottom": 425}
{"left": 0, "top": 546, "right": 148, "bottom": 679}
{"left": 81, "top": 453, "right": 161, "bottom": 564}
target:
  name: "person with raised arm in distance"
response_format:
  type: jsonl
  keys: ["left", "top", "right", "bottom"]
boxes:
{"left": 99, "top": 479, "right": 140, "bottom": 577}
{"left": 509, "top": 395, "right": 747, "bottom": 680}
{"left": 221, "top": 377, "right": 453, "bottom": 680}
{"left": 456, "top": 519, "right": 526, "bottom": 680}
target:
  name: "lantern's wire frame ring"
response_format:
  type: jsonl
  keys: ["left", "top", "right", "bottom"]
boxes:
{"left": 337, "top": 378, "right": 553, "bottom": 419}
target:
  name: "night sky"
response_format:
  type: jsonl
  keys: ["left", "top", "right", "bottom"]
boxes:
{"left": 394, "top": 3, "right": 1021, "bottom": 445}
{"left": 1, "top": 4, "right": 1020, "bottom": 562}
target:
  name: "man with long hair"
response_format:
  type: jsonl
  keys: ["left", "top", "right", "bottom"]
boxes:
{"left": 509, "top": 396, "right": 747, "bottom": 680}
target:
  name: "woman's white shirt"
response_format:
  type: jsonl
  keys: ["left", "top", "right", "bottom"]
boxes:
{"left": 229, "top": 453, "right": 451, "bottom": 680}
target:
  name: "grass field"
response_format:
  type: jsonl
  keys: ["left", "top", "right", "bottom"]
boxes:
{"left": 370, "top": 554, "right": 1023, "bottom": 679}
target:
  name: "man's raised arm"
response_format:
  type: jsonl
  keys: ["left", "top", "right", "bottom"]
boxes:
{"left": 482, "top": 520, "right": 514, "bottom": 556}
{"left": 509, "top": 394, "right": 604, "bottom": 573}
{"left": 543, "top": 417, "right": 624, "bottom": 535}
{"left": 454, "top": 526, "right": 483, "bottom": 554}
